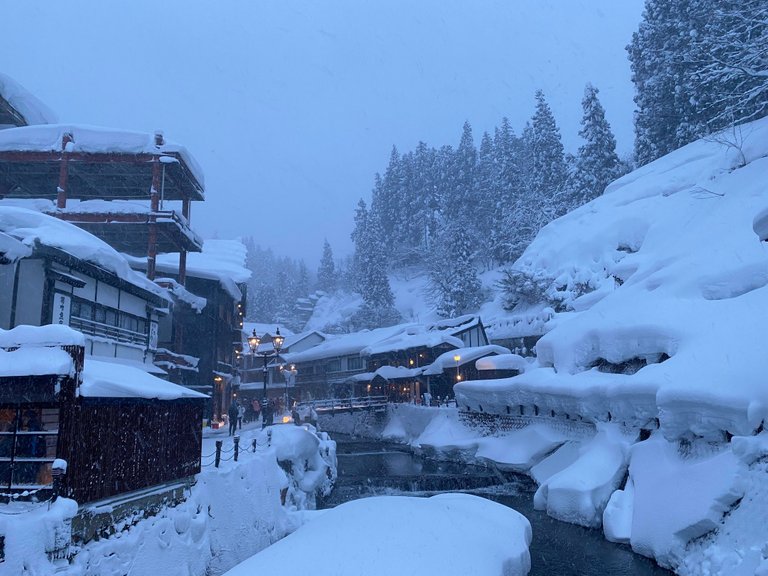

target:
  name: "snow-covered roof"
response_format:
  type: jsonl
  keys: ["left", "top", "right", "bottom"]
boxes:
{"left": 88, "top": 354, "right": 168, "bottom": 375}
{"left": 282, "top": 324, "right": 408, "bottom": 364}
{"left": 0, "top": 206, "right": 168, "bottom": 299}
{"left": 80, "top": 358, "right": 207, "bottom": 399}
{"left": 427, "top": 314, "right": 481, "bottom": 333}
{"left": 0, "top": 123, "right": 204, "bottom": 188}
{"left": 0, "top": 324, "right": 85, "bottom": 348}
{"left": 458, "top": 116, "right": 768, "bottom": 440}
{"left": 475, "top": 353, "right": 528, "bottom": 372}
{"left": 156, "top": 277, "right": 207, "bottom": 312}
{"left": 156, "top": 239, "right": 251, "bottom": 301}
{"left": 361, "top": 325, "right": 463, "bottom": 356}
{"left": 0, "top": 325, "right": 83, "bottom": 379}
{"left": 423, "top": 345, "right": 511, "bottom": 375}
{"left": 0, "top": 73, "right": 58, "bottom": 126}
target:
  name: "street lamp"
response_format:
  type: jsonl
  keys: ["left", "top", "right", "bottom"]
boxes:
{"left": 249, "top": 327, "right": 285, "bottom": 400}
{"left": 453, "top": 353, "right": 462, "bottom": 382}
{"left": 284, "top": 363, "right": 298, "bottom": 412}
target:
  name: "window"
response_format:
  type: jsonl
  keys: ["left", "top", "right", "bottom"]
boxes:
{"left": 347, "top": 356, "right": 363, "bottom": 371}
{"left": 0, "top": 407, "right": 59, "bottom": 489}
{"left": 326, "top": 359, "right": 341, "bottom": 373}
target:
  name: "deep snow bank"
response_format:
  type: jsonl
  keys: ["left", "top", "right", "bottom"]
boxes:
{"left": 223, "top": 494, "right": 532, "bottom": 576}
{"left": 1, "top": 425, "right": 336, "bottom": 576}
{"left": 323, "top": 405, "right": 768, "bottom": 575}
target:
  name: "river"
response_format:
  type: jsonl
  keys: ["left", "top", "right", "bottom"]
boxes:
{"left": 320, "top": 435, "right": 673, "bottom": 576}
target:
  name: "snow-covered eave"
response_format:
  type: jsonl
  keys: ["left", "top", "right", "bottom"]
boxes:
{"left": 361, "top": 333, "right": 463, "bottom": 356}
{"left": 39, "top": 244, "right": 169, "bottom": 305}
{"left": 0, "top": 73, "right": 58, "bottom": 126}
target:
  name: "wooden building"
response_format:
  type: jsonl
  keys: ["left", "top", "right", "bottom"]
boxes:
{"left": 0, "top": 207, "right": 169, "bottom": 371}
{"left": 0, "top": 325, "right": 205, "bottom": 503}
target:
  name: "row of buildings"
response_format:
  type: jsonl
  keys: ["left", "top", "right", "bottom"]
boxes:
{"left": 0, "top": 74, "right": 536, "bottom": 511}
{"left": 0, "top": 74, "right": 251, "bottom": 502}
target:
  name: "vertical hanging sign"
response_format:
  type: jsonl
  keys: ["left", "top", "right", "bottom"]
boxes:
{"left": 149, "top": 320, "right": 159, "bottom": 350}
{"left": 54, "top": 293, "right": 71, "bottom": 326}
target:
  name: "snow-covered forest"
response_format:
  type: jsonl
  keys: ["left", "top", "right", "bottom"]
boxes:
{"left": 243, "top": 0, "right": 767, "bottom": 333}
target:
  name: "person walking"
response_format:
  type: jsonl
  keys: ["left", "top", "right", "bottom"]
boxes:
{"left": 228, "top": 401, "right": 239, "bottom": 436}
{"left": 237, "top": 403, "right": 245, "bottom": 430}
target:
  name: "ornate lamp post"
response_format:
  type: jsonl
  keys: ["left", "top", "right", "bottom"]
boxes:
{"left": 247, "top": 327, "right": 285, "bottom": 401}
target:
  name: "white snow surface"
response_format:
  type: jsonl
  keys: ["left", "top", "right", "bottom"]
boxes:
{"left": 0, "top": 123, "right": 204, "bottom": 187}
{"left": 0, "top": 324, "right": 84, "bottom": 348}
{"left": 457, "top": 117, "right": 768, "bottom": 440}
{"left": 0, "top": 72, "right": 58, "bottom": 126}
{"left": 223, "top": 493, "right": 532, "bottom": 576}
{"left": 80, "top": 358, "right": 207, "bottom": 399}
{"left": 0, "top": 206, "right": 168, "bottom": 298}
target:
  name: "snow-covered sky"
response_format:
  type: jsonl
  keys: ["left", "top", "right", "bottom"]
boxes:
{"left": 0, "top": 0, "right": 643, "bottom": 265}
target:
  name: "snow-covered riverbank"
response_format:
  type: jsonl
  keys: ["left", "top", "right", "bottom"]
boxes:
{"left": 317, "top": 404, "right": 768, "bottom": 575}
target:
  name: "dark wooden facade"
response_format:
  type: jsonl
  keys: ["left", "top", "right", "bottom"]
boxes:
{"left": 0, "top": 343, "right": 203, "bottom": 504}
{"left": 57, "top": 397, "right": 202, "bottom": 504}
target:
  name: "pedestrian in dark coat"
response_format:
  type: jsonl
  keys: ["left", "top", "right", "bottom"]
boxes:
{"left": 228, "top": 401, "right": 239, "bottom": 436}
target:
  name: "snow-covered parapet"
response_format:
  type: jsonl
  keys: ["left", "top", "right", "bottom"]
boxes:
{"left": 222, "top": 494, "right": 532, "bottom": 576}
{"left": 0, "top": 73, "right": 58, "bottom": 127}
{"left": 0, "top": 124, "right": 204, "bottom": 187}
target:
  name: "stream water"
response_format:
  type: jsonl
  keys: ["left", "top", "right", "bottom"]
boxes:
{"left": 320, "top": 436, "right": 673, "bottom": 576}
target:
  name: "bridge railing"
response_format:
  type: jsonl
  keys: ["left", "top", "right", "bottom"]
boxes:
{"left": 296, "top": 396, "right": 388, "bottom": 413}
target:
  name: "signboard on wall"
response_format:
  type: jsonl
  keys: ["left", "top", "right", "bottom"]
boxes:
{"left": 54, "top": 293, "right": 71, "bottom": 326}
{"left": 149, "top": 320, "right": 159, "bottom": 350}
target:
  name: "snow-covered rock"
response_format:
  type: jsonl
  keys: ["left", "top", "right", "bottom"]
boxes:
{"left": 222, "top": 494, "right": 532, "bottom": 576}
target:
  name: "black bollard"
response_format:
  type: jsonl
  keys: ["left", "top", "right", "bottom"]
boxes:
{"left": 215, "top": 440, "right": 222, "bottom": 468}
{"left": 234, "top": 436, "right": 239, "bottom": 462}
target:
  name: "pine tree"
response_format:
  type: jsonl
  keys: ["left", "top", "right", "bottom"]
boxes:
{"left": 350, "top": 197, "right": 400, "bottom": 329}
{"left": 529, "top": 91, "right": 568, "bottom": 219}
{"left": 428, "top": 223, "right": 482, "bottom": 318}
{"left": 317, "top": 239, "right": 336, "bottom": 293}
{"left": 571, "top": 84, "right": 623, "bottom": 206}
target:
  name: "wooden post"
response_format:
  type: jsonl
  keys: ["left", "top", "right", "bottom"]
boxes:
{"left": 56, "top": 132, "right": 73, "bottom": 210}
{"left": 233, "top": 435, "right": 239, "bottom": 462}
{"left": 215, "top": 440, "right": 222, "bottom": 468}
{"left": 252, "top": 438, "right": 257, "bottom": 452}
{"left": 178, "top": 248, "right": 187, "bottom": 286}
{"left": 146, "top": 158, "right": 161, "bottom": 280}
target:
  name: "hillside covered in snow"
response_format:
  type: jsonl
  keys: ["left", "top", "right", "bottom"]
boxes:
{"left": 459, "top": 118, "right": 768, "bottom": 441}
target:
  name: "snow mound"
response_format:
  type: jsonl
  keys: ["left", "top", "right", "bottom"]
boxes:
{"left": 223, "top": 494, "right": 532, "bottom": 576}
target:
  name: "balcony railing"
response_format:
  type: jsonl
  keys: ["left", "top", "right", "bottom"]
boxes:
{"left": 69, "top": 316, "right": 148, "bottom": 347}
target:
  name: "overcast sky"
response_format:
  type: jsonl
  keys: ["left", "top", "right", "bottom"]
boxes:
{"left": 0, "top": 0, "right": 644, "bottom": 267}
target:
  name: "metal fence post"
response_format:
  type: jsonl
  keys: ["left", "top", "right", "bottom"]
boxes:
{"left": 215, "top": 440, "right": 222, "bottom": 468}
